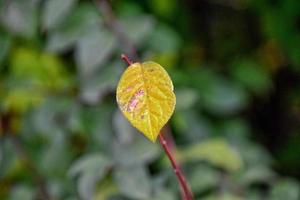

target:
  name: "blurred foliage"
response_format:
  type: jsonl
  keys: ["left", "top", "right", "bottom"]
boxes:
{"left": 1, "top": 0, "right": 300, "bottom": 199}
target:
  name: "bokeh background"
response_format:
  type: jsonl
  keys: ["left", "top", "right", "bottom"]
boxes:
{"left": 1, "top": 0, "right": 300, "bottom": 199}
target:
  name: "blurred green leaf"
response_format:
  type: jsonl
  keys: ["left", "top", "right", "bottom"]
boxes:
{"left": 42, "top": 0, "right": 78, "bottom": 30}
{"left": 9, "top": 47, "right": 70, "bottom": 90}
{"left": 175, "top": 88, "right": 199, "bottom": 110}
{"left": 238, "top": 142, "right": 272, "bottom": 167}
{"left": 114, "top": 165, "right": 151, "bottom": 199}
{"left": 31, "top": 97, "right": 69, "bottom": 135}
{"left": 3, "top": 88, "right": 44, "bottom": 113}
{"left": 94, "top": 181, "right": 119, "bottom": 200}
{"left": 146, "top": 24, "right": 181, "bottom": 68}
{"left": 150, "top": 189, "right": 175, "bottom": 200}
{"left": 69, "top": 153, "right": 112, "bottom": 178}
{"left": 179, "top": 138, "right": 243, "bottom": 172}
{"left": 40, "top": 131, "right": 71, "bottom": 176}
{"left": 9, "top": 185, "right": 34, "bottom": 200}
{"left": 149, "top": 0, "right": 176, "bottom": 19}
{"left": 78, "top": 173, "right": 102, "bottom": 200}
{"left": 173, "top": 110, "right": 212, "bottom": 142}
{"left": 4, "top": 47, "right": 70, "bottom": 113}
{"left": 79, "top": 61, "right": 122, "bottom": 104}
{"left": 0, "top": 0, "right": 37, "bottom": 38}
{"left": 112, "top": 111, "right": 161, "bottom": 167}
{"left": 270, "top": 179, "right": 300, "bottom": 200}
{"left": 200, "top": 78, "right": 248, "bottom": 115}
{"left": 120, "top": 15, "right": 155, "bottom": 46}
{"left": 188, "top": 164, "right": 220, "bottom": 193}
{"left": 240, "top": 165, "right": 276, "bottom": 186}
{"left": 69, "top": 153, "right": 113, "bottom": 200}
{"left": 231, "top": 59, "right": 272, "bottom": 95}
{"left": 0, "top": 32, "right": 11, "bottom": 66}
{"left": 75, "top": 29, "right": 116, "bottom": 77}
{"left": 219, "top": 119, "right": 250, "bottom": 143}
{"left": 147, "top": 24, "right": 181, "bottom": 53}
{"left": 46, "top": 3, "right": 101, "bottom": 52}
{"left": 203, "top": 193, "right": 243, "bottom": 200}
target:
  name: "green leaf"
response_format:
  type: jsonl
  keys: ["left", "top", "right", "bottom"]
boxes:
{"left": 114, "top": 165, "right": 151, "bottom": 199}
{"left": 150, "top": 189, "right": 175, "bottom": 200}
{"left": 219, "top": 119, "right": 250, "bottom": 142}
{"left": 9, "top": 47, "right": 70, "bottom": 90}
{"left": 42, "top": 0, "right": 78, "bottom": 30}
{"left": 32, "top": 98, "right": 69, "bottom": 135}
{"left": 200, "top": 77, "right": 248, "bottom": 115}
{"left": 0, "top": 32, "right": 11, "bottom": 66}
{"left": 40, "top": 131, "right": 71, "bottom": 176}
{"left": 147, "top": 24, "right": 181, "bottom": 53}
{"left": 9, "top": 185, "right": 34, "bottom": 200}
{"left": 203, "top": 193, "right": 243, "bottom": 200}
{"left": 174, "top": 110, "right": 212, "bottom": 141}
{"left": 188, "top": 165, "right": 220, "bottom": 193}
{"left": 179, "top": 138, "right": 243, "bottom": 172}
{"left": 231, "top": 59, "right": 272, "bottom": 95}
{"left": 79, "top": 61, "right": 123, "bottom": 104}
{"left": 270, "top": 179, "right": 300, "bottom": 200}
{"left": 75, "top": 29, "right": 116, "bottom": 77}
{"left": 0, "top": 0, "right": 37, "bottom": 38}
{"left": 68, "top": 153, "right": 112, "bottom": 178}
{"left": 5, "top": 47, "right": 70, "bottom": 112}
{"left": 78, "top": 173, "right": 102, "bottom": 200}
{"left": 120, "top": 15, "right": 155, "bottom": 45}
{"left": 240, "top": 165, "right": 275, "bottom": 186}
{"left": 69, "top": 153, "right": 113, "bottom": 200}
{"left": 46, "top": 3, "right": 101, "bottom": 52}
{"left": 238, "top": 142, "right": 272, "bottom": 167}
{"left": 175, "top": 88, "right": 198, "bottom": 110}
{"left": 112, "top": 110, "right": 161, "bottom": 166}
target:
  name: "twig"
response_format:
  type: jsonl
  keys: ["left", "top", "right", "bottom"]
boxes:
{"left": 120, "top": 54, "right": 194, "bottom": 200}
{"left": 94, "top": 0, "right": 194, "bottom": 197}
{"left": 159, "top": 133, "right": 193, "bottom": 200}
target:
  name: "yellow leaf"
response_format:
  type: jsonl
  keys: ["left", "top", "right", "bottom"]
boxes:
{"left": 116, "top": 61, "right": 176, "bottom": 142}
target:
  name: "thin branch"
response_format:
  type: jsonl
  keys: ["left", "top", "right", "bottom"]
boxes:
{"left": 120, "top": 54, "right": 194, "bottom": 200}
{"left": 95, "top": 0, "right": 194, "bottom": 197}
{"left": 159, "top": 133, "right": 194, "bottom": 200}
{"left": 121, "top": 54, "right": 133, "bottom": 65}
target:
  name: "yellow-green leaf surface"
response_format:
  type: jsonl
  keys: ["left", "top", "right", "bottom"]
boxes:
{"left": 116, "top": 61, "right": 176, "bottom": 142}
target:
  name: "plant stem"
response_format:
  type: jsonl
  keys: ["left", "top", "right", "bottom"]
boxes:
{"left": 120, "top": 54, "right": 194, "bottom": 200}
{"left": 121, "top": 54, "right": 133, "bottom": 65}
{"left": 159, "top": 133, "right": 194, "bottom": 200}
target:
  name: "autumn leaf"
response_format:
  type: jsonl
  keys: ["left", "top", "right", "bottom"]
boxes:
{"left": 116, "top": 61, "right": 176, "bottom": 142}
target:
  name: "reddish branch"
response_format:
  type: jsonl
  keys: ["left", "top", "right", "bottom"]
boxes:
{"left": 121, "top": 54, "right": 194, "bottom": 200}
{"left": 95, "top": 0, "right": 193, "bottom": 198}
{"left": 159, "top": 133, "right": 194, "bottom": 200}
{"left": 121, "top": 54, "right": 133, "bottom": 65}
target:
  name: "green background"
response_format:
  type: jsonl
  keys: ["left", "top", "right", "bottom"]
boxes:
{"left": 1, "top": 0, "right": 300, "bottom": 199}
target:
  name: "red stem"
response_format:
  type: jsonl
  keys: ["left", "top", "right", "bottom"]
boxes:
{"left": 159, "top": 134, "right": 194, "bottom": 200}
{"left": 121, "top": 54, "right": 194, "bottom": 200}
{"left": 121, "top": 54, "right": 133, "bottom": 65}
